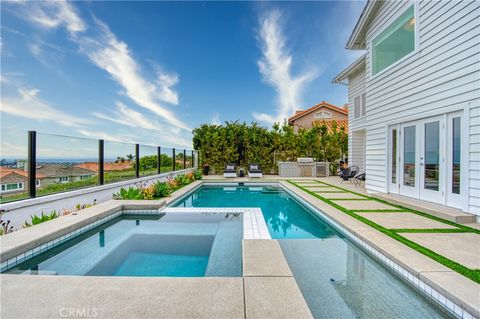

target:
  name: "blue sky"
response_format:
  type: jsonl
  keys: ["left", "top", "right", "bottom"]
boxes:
{"left": 1, "top": 1, "right": 365, "bottom": 158}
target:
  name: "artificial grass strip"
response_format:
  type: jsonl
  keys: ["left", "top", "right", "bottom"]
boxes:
{"left": 314, "top": 180, "right": 480, "bottom": 235}
{"left": 287, "top": 180, "right": 480, "bottom": 284}
{"left": 393, "top": 228, "right": 471, "bottom": 233}
{"left": 309, "top": 191, "right": 347, "bottom": 193}
{"left": 327, "top": 198, "right": 369, "bottom": 201}
{"left": 351, "top": 209, "right": 406, "bottom": 212}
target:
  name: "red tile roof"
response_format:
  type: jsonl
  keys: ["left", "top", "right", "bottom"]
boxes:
{"left": 312, "top": 120, "right": 348, "bottom": 133}
{"left": 288, "top": 101, "right": 348, "bottom": 122}
{"left": 74, "top": 161, "right": 132, "bottom": 171}
{"left": 0, "top": 167, "right": 45, "bottom": 179}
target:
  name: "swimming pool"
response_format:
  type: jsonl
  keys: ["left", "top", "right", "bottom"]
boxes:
{"left": 174, "top": 185, "right": 339, "bottom": 239}
{"left": 5, "top": 212, "right": 242, "bottom": 277}
{"left": 173, "top": 184, "right": 452, "bottom": 318}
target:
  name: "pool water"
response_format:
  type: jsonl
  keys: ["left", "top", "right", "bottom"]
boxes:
{"left": 6, "top": 213, "right": 242, "bottom": 277}
{"left": 174, "top": 184, "right": 451, "bottom": 318}
{"left": 174, "top": 185, "right": 338, "bottom": 239}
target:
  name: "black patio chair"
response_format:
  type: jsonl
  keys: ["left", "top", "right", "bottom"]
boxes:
{"left": 354, "top": 172, "right": 366, "bottom": 185}
{"left": 341, "top": 165, "right": 359, "bottom": 182}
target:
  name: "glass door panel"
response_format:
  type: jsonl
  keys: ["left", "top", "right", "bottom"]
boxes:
{"left": 403, "top": 125, "right": 416, "bottom": 187}
{"left": 446, "top": 113, "right": 464, "bottom": 209}
{"left": 423, "top": 121, "right": 440, "bottom": 191}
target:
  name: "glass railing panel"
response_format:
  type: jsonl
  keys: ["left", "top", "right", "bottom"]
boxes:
{"left": 35, "top": 133, "right": 98, "bottom": 197}
{"left": 139, "top": 145, "right": 158, "bottom": 177}
{"left": 0, "top": 130, "right": 29, "bottom": 203}
{"left": 161, "top": 147, "right": 174, "bottom": 173}
{"left": 104, "top": 141, "right": 136, "bottom": 184}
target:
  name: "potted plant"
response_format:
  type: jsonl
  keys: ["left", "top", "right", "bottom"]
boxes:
{"left": 202, "top": 163, "right": 210, "bottom": 175}
{"left": 238, "top": 167, "right": 245, "bottom": 177}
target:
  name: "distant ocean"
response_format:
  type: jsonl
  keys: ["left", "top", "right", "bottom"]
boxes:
{"left": 1, "top": 158, "right": 120, "bottom": 164}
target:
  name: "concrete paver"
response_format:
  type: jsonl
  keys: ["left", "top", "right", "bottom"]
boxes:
{"left": 320, "top": 192, "right": 366, "bottom": 199}
{"left": 244, "top": 277, "right": 313, "bottom": 319}
{"left": 0, "top": 275, "right": 245, "bottom": 319}
{"left": 243, "top": 240, "right": 292, "bottom": 277}
{"left": 402, "top": 233, "right": 480, "bottom": 269}
{"left": 356, "top": 212, "right": 458, "bottom": 230}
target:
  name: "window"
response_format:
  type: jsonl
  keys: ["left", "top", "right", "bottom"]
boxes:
{"left": 452, "top": 117, "right": 461, "bottom": 194}
{"left": 354, "top": 96, "right": 361, "bottom": 119}
{"left": 59, "top": 176, "right": 69, "bottom": 182}
{"left": 372, "top": 5, "right": 415, "bottom": 75}
{"left": 314, "top": 111, "right": 332, "bottom": 119}
{"left": 80, "top": 175, "right": 91, "bottom": 180}
{"left": 36, "top": 179, "right": 41, "bottom": 187}
{"left": 1, "top": 183, "right": 23, "bottom": 191}
{"left": 391, "top": 129, "right": 397, "bottom": 184}
{"left": 361, "top": 93, "right": 366, "bottom": 116}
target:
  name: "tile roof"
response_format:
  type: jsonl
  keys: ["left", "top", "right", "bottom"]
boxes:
{"left": 36, "top": 164, "right": 96, "bottom": 177}
{"left": 75, "top": 161, "right": 132, "bottom": 172}
{"left": 0, "top": 167, "right": 45, "bottom": 179}
{"left": 312, "top": 120, "right": 349, "bottom": 133}
{"left": 288, "top": 101, "right": 348, "bottom": 122}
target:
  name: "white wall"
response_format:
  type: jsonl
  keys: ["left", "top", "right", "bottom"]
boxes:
{"left": 361, "top": 0, "right": 480, "bottom": 214}
{"left": 347, "top": 67, "right": 367, "bottom": 171}
{"left": 0, "top": 169, "right": 195, "bottom": 229}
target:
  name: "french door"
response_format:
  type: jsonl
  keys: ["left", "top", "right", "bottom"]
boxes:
{"left": 388, "top": 113, "right": 465, "bottom": 209}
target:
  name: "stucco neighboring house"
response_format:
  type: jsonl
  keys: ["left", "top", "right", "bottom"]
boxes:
{"left": 36, "top": 164, "right": 96, "bottom": 186}
{"left": 0, "top": 167, "right": 44, "bottom": 195}
{"left": 333, "top": 0, "right": 479, "bottom": 217}
{"left": 288, "top": 101, "right": 348, "bottom": 133}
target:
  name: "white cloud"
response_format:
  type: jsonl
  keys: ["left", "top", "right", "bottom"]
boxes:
{"left": 92, "top": 102, "right": 164, "bottom": 131}
{"left": 26, "top": 0, "right": 86, "bottom": 35}
{"left": 1, "top": 87, "right": 91, "bottom": 127}
{"left": 76, "top": 129, "right": 127, "bottom": 143}
{"left": 75, "top": 18, "right": 190, "bottom": 131}
{"left": 255, "top": 9, "right": 318, "bottom": 124}
{"left": 91, "top": 102, "right": 192, "bottom": 148}
{"left": 211, "top": 112, "right": 221, "bottom": 125}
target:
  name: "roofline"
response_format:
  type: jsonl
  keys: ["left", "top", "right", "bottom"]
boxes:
{"left": 332, "top": 54, "right": 366, "bottom": 84}
{"left": 346, "top": 1, "right": 381, "bottom": 50}
{"left": 288, "top": 102, "right": 348, "bottom": 122}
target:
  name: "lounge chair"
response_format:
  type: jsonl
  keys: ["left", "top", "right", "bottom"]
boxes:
{"left": 223, "top": 164, "right": 237, "bottom": 178}
{"left": 248, "top": 163, "right": 263, "bottom": 178}
{"left": 341, "top": 165, "right": 359, "bottom": 182}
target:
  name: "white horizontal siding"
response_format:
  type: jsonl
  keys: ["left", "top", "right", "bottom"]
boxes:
{"left": 360, "top": 0, "right": 480, "bottom": 214}
{"left": 347, "top": 68, "right": 366, "bottom": 170}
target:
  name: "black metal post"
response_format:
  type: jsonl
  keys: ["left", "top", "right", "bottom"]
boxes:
{"left": 191, "top": 150, "right": 194, "bottom": 168}
{"left": 157, "top": 146, "right": 161, "bottom": 174}
{"left": 183, "top": 149, "right": 186, "bottom": 169}
{"left": 172, "top": 148, "right": 176, "bottom": 171}
{"left": 98, "top": 139, "right": 104, "bottom": 185}
{"left": 135, "top": 144, "right": 140, "bottom": 178}
{"left": 28, "top": 131, "right": 36, "bottom": 198}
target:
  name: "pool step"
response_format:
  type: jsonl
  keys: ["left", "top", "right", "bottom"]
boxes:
{"left": 205, "top": 221, "right": 242, "bottom": 277}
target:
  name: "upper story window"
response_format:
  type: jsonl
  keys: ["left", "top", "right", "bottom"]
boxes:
{"left": 314, "top": 111, "right": 332, "bottom": 119}
{"left": 372, "top": 5, "right": 415, "bottom": 75}
{"left": 354, "top": 93, "right": 366, "bottom": 119}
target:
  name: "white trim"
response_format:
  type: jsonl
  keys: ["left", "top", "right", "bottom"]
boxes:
{"left": 370, "top": 2, "right": 419, "bottom": 79}
{"left": 384, "top": 104, "right": 467, "bottom": 126}
{"left": 223, "top": 172, "right": 237, "bottom": 178}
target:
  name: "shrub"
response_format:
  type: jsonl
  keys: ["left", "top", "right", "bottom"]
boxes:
{"left": 152, "top": 181, "right": 171, "bottom": 197}
{"left": 193, "top": 170, "right": 203, "bottom": 180}
{"left": 24, "top": 211, "right": 59, "bottom": 227}
{"left": 175, "top": 174, "right": 191, "bottom": 186}
{"left": 113, "top": 187, "right": 144, "bottom": 200}
{"left": 0, "top": 219, "right": 14, "bottom": 235}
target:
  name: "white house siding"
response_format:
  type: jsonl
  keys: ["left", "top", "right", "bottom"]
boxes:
{"left": 362, "top": 0, "right": 480, "bottom": 214}
{"left": 347, "top": 68, "right": 367, "bottom": 172}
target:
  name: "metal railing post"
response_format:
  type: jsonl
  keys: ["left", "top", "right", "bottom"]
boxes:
{"left": 157, "top": 146, "right": 161, "bottom": 174}
{"left": 183, "top": 149, "right": 186, "bottom": 169}
{"left": 172, "top": 148, "right": 176, "bottom": 171}
{"left": 135, "top": 144, "right": 140, "bottom": 178}
{"left": 191, "top": 150, "right": 194, "bottom": 168}
{"left": 98, "top": 139, "right": 104, "bottom": 185}
{"left": 28, "top": 131, "right": 36, "bottom": 198}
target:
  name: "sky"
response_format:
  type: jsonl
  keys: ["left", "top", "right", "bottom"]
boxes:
{"left": 0, "top": 0, "right": 365, "bottom": 158}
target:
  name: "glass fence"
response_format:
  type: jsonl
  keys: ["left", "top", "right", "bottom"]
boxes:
{"left": 0, "top": 131, "right": 198, "bottom": 203}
